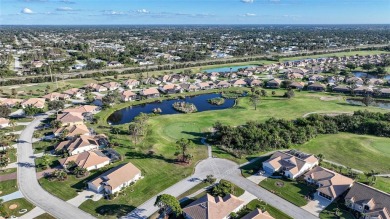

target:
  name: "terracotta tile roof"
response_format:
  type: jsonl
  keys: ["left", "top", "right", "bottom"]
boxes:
{"left": 103, "top": 82, "right": 120, "bottom": 89}
{"left": 345, "top": 182, "right": 390, "bottom": 219}
{"left": 141, "top": 88, "right": 159, "bottom": 95}
{"left": 54, "top": 124, "right": 90, "bottom": 138}
{"left": 59, "top": 150, "right": 110, "bottom": 170}
{"left": 183, "top": 194, "right": 244, "bottom": 219}
{"left": 305, "top": 166, "right": 353, "bottom": 199}
{"left": 0, "top": 98, "right": 22, "bottom": 106}
{"left": 55, "top": 136, "right": 98, "bottom": 153}
{"left": 57, "top": 112, "right": 84, "bottom": 124}
{"left": 242, "top": 209, "right": 275, "bottom": 219}
{"left": 124, "top": 79, "right": 139, "bottom": 85}
{"left": 89, "top": 162, "right": 141, "bottom": 191}
{"left": 63, "top": 105, "right": 98, "bottom": 113}
{"left": 63, "top": 88, "right": 81, "bottom": 96}
{"left": 121, "top": 90, "right": 137, "bottom": 98}
{"left": 21, "top": 98, "right": 46, "bottom": 108}
{"left": 43, "top": 92, "right": 61, "bottom": 100}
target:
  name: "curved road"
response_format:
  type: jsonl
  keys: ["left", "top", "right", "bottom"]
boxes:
{"left": 127, "top": 158, "right": 318, "bottom": 219}
{"left": 17, "top": 114, "right": 96, "bottom": 219}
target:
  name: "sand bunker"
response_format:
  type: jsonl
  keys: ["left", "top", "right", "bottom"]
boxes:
{"left": 9, "top": 204, "right": 18, "bottom": 210}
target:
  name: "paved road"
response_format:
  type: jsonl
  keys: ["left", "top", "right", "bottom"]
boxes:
{"left": 127, "top": 158, "right": 318, "bottom": 219}
{"left": 17, "top": 113, "right": 96, "bottom": 219}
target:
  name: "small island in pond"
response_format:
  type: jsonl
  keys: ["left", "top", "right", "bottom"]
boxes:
{"left": 172, "top": 102, "right": 197, "bottom": 113}
{"left": 208, "top": 97, "right": 225, "bottom": 105}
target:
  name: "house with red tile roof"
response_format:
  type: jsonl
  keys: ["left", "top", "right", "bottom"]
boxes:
{"left": 55, "top": 135, "right": 99, "bottom": 155}
{"left": 242, "top": 209, "right": 275, "bottom": 219}
{"left": 140, "top": 88, "right": 160, "bottom": 98}
{"left": 59, "top": 150, "right": 110, "bottom": 171}
{"left": 21, "top": 98, "right": 46, "bottom": 109}
{"left": 56, "top": 112, "right": 84, "bottom": 127}
{"left": 183, "top": 194, "right": 245, "bottom": 219}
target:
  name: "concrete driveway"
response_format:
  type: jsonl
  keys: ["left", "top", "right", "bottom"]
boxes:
{"left": 302, "top": 193, "right": 331, "bottom": 216}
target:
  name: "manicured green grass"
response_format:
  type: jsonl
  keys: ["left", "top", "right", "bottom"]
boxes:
{"left": 240, "top": 155, "right": 271, "bottom": 178}
{"left": 34, "top": 213, "right": 56, "bottom": 219}
{"left": 38, "top": 176, "right": 80, "bottom": 201}
{"left": 259, "top": 178, "right": 315, "bottom": 207}
{"left": 374, "top": 177, "right": 390, "bottom": 193}
{"left": 1, "top": 125, "right": 25, "bottom": 132}
{"left": 295, "top": 133, "right": 390, "bottom": 173}
{"left": 0, "top": 179, "right": 18, "bottom": 196}
{"left": 1, "top": 198, "right": 35, "bottom": 218}
{"left": 281, "top": 50, "right": 389, "bottom": 62}
{"left": 219, "top": 179, "right": 245, "bottom": 197}
{"left": 0, "top": 168, "right": 17, "bottom": 175}
{"left": 237, "top": 199, "right": 292, "bottom": 219}
{"left": 33, "top": 140, "right": 56, "bottom": 153}
{"left": 177, "top": 182, "right": 209, "bottom": 200}
{"left": 320, "top": 202, "right": 355, "bottom": 219}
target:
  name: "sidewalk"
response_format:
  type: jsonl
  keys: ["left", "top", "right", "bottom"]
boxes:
{"left": 0, "top": 190, "right": 23, "bottom": 202}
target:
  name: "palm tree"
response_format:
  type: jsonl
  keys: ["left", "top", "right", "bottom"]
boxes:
{"left": 53, "top": 170, "right": 68, "bottom": 181}
{"left": 74, "top": 167, "right": 87, "bottom": 178}
{"left": 40, "top": 154, "right": 51, "bottom": 170}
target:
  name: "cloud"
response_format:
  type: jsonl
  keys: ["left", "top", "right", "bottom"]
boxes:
{"left": 56, "top": 7, "right": 73, "bottom": 11}
{"left": 21, "top": 8, "right": 34, "bottom": 14}
{"left": 241, "top": 0, "right": 254, "bottom": 3}
{"left": 136, "top": 9, "right": 149, "bottom": 14}
{"left": 59, "top": 0, "right": 75, "bottom": 4}
{"left": 101, "top": 10, "right": 127, "bottom": 16}
{"left": 245, "top": 13, "right": 256, "bottom": 16}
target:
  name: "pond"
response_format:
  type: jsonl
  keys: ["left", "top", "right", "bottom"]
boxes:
{"left": 107, "top": 93, "right": 236, "bottom": 125}
{"left": 352, "top": 71, "right": 390, "bottom": 80}
{"left": 346, "top": 99, "right": 390, "bottom": 110}
{"left": 203, "top": 65, "right": 257, "bottom": 73}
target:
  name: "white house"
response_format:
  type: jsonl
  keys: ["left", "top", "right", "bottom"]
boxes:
{"left": 88, "top": 162, "right": 142, "bottom": 194}
{"left": 262, "top": 151, "right": 318, "bottom": 179}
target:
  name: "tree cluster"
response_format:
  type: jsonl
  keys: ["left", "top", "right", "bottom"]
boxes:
{"left": 213, "top": 110, "right": 390, "bottom": 156}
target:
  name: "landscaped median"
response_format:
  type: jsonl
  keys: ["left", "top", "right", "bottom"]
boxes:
{"left": 259, "top": 177, "right": 316, "bottom": 207}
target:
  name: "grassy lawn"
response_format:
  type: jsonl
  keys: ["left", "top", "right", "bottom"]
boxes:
{"left": 295, "top": 133, "right": 390, "bottom": 173}
{"left": 320, "top": 202, "right": 355, "bottom": 219}
{"left": 0, "top": 198, "right": 35, "bottom": 218}
{"left": 0, "top": 179, "right": 18, "bottom": 196}
{"left": 281, "top": 50, "right": 389, "bottom": 62}
{"left": 373, "top": 177, "right": 390, "bottom": 193}
{"left": 219, "top": 179, "right": 245, "bottom": 197}
{"left": 33, "top": 140, "right": 56, "bottom": 153}
{"left": 34, "top": 213, "right": 56, "bottom": 219}
{"left": 259, "top": 177, "right": 315, "bottom": 207}
{"left": 0, "top": 168, "right": 17, "bottom": 175}
{"left": 77, "top": 90, "right": 386, "bottom": 217}
{"left": 237, "top": 199, "right": 292, "bottom": 219}
{"left": 177, "top": 181, "right": 209, "bottom": 200}
{"left": 240, "top": 155, "right": 271, "bottom": 178}
{"left": 35, "top": 155, "right": 59, "bottom": 172}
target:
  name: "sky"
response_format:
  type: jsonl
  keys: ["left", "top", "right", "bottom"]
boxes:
{"left": 0, "top": 0, "right": 389, "bottom": 25}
